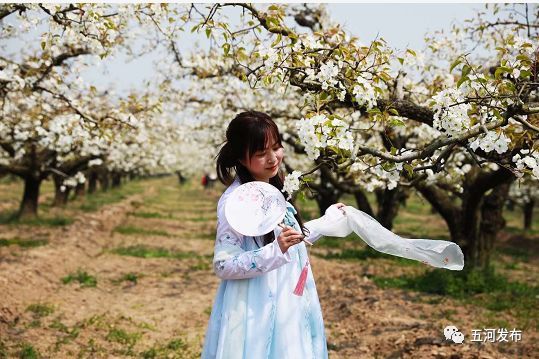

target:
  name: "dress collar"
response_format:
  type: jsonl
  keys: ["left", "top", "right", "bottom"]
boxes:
{"left": 286, "top": 201, "right": 297, "bottom": 214}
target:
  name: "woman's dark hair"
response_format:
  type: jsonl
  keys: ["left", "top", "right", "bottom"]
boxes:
{"left": 216, "top": 110, "right": 308, "bottom": 246}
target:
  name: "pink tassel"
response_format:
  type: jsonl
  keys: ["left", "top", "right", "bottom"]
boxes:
{"left": 293, "top": 261, "right": 309, "bottom": 296}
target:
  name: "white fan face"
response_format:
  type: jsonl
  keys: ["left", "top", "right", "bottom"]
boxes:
{"left": 225, "top": 181, "right": 287, "bottom": 236}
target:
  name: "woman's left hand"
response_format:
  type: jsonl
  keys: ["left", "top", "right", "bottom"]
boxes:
{"left": 333, "top": 202, "right": 346, "bottom": 214}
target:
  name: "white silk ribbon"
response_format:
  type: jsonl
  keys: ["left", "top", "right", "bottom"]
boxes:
{"left": 305, "top": 205, "right": 464, "bottom": 270}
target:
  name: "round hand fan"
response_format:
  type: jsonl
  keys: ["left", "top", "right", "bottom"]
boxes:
{"left": 224, "top": 181, "right": 287, "bottom": 237}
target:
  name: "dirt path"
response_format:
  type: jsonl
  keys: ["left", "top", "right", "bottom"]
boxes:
{"left": 0, "top": 177, "right": 536, "bottom": 358}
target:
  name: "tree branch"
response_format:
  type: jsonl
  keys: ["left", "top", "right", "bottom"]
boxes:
{"left": 223, "top": 3, "right": 293, "bottom": 37}
{"left": 33, "top": 48, "right": 90, "bottom": 88}
{"left": 0, "top": 4, "right": 27, "bottom": 21}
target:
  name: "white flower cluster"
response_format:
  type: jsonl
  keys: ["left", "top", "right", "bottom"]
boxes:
{"left": 296, "top": 114, "right": 354, "bottom": 160}
{"left": 469, "top": 130, "right": 511, "bottom": 154}
{"left": 431, "top": 88, "right": 471, "bottom": 137}
{"left": 509, "top": 178, "right": 539, "bottom": 205}
{"left": 349, "top": 160, "right": 401, "bottom": 191}
{"left": 88, "top": 158, "right": 104, "bottom": 167}
{"left": 501, "top": 34, "right": 536, "bottom": 79}
{"left": 61, "top": 171, "right": 86, "bottom": 191}
{"left": 0, "top": 64, "right": 26, "bottom": 91}
{"left": 317, "top": 61, "right": 339, "bottom": 90}
{"left": 352, "top": 74, "right": 379, "bottom": 110}
{"left": 512, "top": 150, "right": 539, "bottom": 180}
{"left": 466, "top": 73, "right": 495, "bottom": 93}
{"left": 282, "top": 170, "right": 302, "bottom": 200}
{"left": 259, "top": 46, "right": 279, "bottom": 68}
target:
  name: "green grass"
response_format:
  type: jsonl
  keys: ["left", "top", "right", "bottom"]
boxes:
{"left": 184, "top": 232, "right": 216, "bottom": 241}
{"left": 61, "top": 269, "right": 97, "bottom": 288}
{"left": 48, "top": 319, "right": 69, "bottom": 333}
{"left": 140, "top": 336, "right": 199, "bottom": 359}
{"left": 114, "top": 225, "right": 171, "bottom": 237}
{"left": 0, "top": 341, "right": 7, "bottom": 359}
{"left": 318, "top": 246, "right": 420, "bottom": 266}
{"left": 111, "top": 245, "right": 207, "bottom": 261}
{"left": 51, "top": 322, "right": 80, "bottom": 349}
{"left": 112, "top": 272, "right": 140, "bottom": 285}
{"left": 372, "top": 266, "right": 539, "bottom": 330}
{"left": 0, "top": 238, "right": 48, "bottom": 248}
{"left": 129, "top": 211, "right": 174, "bottom": 219}
{"left": 17, "top": 343, "right": 39, "bottom": 359}
{"left": 0, "top": 177, "right": 150, "bottom": 229}
{"left": 496, "top": 246, "right": 530, "bottom": 262}
{"left": 503, "top": 203, "right": 539, "bottom": 233}
{"left": 186, "top": 216, "right": 216, "bottom": 222}
{"left": 106, "top": 328, "right": 141, "bottom": 346}
{"left": 0, "top": 213, "right": 73, "bottom": 227}
{"left": 26, "top": 303, "right": 54, "bottom": 318}
{"left": 78, "top": 181, "right": 144, "bottom": 212}
{"left": 189, "top": 260, "right": 211, "bottom": 271}
{"left": 77, "top": 338, "right": 106, "bottom": 357}
{"left": 314, "top": 233, "right": 364, "bottom": 249}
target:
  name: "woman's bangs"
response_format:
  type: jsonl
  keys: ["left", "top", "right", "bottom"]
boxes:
{"left": 247, "top": 122, "right": 280, "bottom": 157}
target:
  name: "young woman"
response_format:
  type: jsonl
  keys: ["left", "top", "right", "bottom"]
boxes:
{"left": 201, "top": 111, "right": 344, "bottom": 359}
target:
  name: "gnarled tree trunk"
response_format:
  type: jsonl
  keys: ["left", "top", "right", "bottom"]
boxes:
{"left": 111, "top": 173, "right": 121, "bottom": 188}
{"left": 459, "top": 182, "right": 510, "bottom": 269}
{"left": 416, "top": 167, "right": 515, "bottom": 271}
{"left": 52, "top": 174, "right": 69, "bottom": 207}
{"left": 375, "top": 187, "right": 409, "bottom": 230}
{"left": 353, "top": 190, "right": 374, "bottom": 217}
{"left": 88, "top": 171, "right": 98, "bottom": 194}
{"left": 99, "top": 171, "right": 109, "bottom": 191}
{"left": 18, "top": 175, "right": 41, "bottom": 219}
{"left": 524, "top": 200, "right": 535, "bottom": 230}
{"left": 74, "top": 182, "right": 85, "bottom": 199}
{"left": 314, "top": 170, "right": 341, "bottom": 215}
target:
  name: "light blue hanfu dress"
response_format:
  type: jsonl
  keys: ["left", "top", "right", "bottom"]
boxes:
{"left": 201, "top": 179, "right": 328, "bottom": 359}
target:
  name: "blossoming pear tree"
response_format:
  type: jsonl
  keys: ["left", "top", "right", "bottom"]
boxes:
{"left": 170, "top": 3, "right": 538, "bottom": 269}
{"left": 0, "top": 4, "right": 189, "bottom": 217}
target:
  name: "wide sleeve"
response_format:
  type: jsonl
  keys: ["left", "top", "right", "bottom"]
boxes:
{"left": 303, "top": 222, "right": 323, "bottom": 244}
{"left": 303, "top": 204, "right": 352, "bottom": 243}
{"left": 213, "top": 193, "right": 292, "bottom": 280}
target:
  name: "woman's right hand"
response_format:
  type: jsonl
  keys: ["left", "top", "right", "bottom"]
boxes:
{"left": 277, "top": 225, "right": 304, "bottom": 254}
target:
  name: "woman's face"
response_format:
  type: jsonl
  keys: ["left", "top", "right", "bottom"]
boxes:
{"left": 241, "top": 138, "right": 284, "bottom": 183}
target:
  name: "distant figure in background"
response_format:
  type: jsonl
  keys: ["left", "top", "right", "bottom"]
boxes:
{"left": 202, "top": 173, "right": 209, "bottom": 189}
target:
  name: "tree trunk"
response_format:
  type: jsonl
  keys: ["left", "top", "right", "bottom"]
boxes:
{"left": 375, "top": 187, "right": 408, "bottom": 230}
{"left": 99, "top": 172, "right": 109, "bottom": 191}
{"left": 353, "top": 190, "right": 374, "bottom": 217}
{"left": 464, "top": 183, "right": 510, "bottom": 269}
{"left": 314, "top": 170, "right": 341, "bottom": 216}
{"left": 74, "top": 182, "right": 85, "bottom": 199}
{"left": 52, "top": 174, "right": 69, "bottom": 207}
{"left": 88, "top": 171, "right": 98, "bottom": 194}
{"left": 111, "top": 173, "right": 121, "bottom": 188}
{"left": 18, "top": 176, "right": 41, "bottom": 219}
{"left": 176, "top": 171, "right": 186, "bottom": 185}
{"left": 524, "top": 199, "right": 535, "bottom": 230}
{"left": 415, "top": 167, "right": 514, "bottom": 271}
{"left": 315, "top": 189, "right": 340, "bottom": 216}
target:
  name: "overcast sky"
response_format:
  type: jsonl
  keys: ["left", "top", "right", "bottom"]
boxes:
{"left": 82, "top": 3, "right": 484, "bottom": 94}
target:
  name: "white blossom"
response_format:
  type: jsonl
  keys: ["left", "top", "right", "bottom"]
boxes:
{"left": 282, "top": 170, "right": 302, "bottom": 199}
